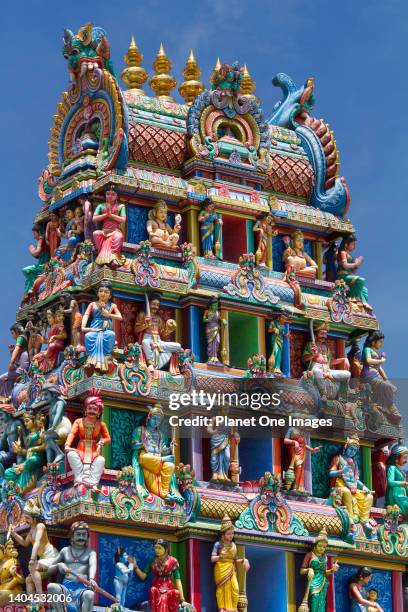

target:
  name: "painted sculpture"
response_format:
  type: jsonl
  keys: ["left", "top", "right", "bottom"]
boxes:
{"left": 253, "top": 212, "right": 275, "bottom": 267}
{"left": 337, "top": 234, "right": 372, "bottom": 312}
{"left": 113, "top": 547, "right": 135, "bottom": 607}
{"left": 211, "top": 515, "right": 249, "bottom": 612}
{"left": 131, "top": 404, "right": 184, "bottom": 504}
{"left": 0, "top": 539, "right": 24, "bottom": 605}
{"left": 267, "top": 311, "right": 289, "bottom": 374}
{"left": 0, "top": 403, "right": 25, "bottom": 478}
{"left": 283, "top": 230, "right": 317, "bottom": 278}
{"left": 82, "top": 280, "right": 122, "bottom": 372}
{"left": 283, "top": 427, "right": 321, "bottom": 493}
{"left": 0, "top": 323, "right": 29, "bottom": 398}
{"left": 198, "top": 198, "right": 222, "bottom": 258}
{"left": 147, "top": 200, "right": 181, "bottom": 250}
{"left": 299, "top": 528, "right": 339, "bottom": 612}
{"left": 59, "top": 292, "right": 83, "bottom": 348}
{"left": 40, "top": 382, "right": 71, "bottom": 465}
{"left": 385, "top": 444, "right": 408, "bottom": 519}
{"left": 92, "top": 187, "right": 126, "bottom": 267}
{"left": 348, "top": 567, "right": 384, "bottom": 612}
{"left": 32, "top": 308, "right": 67, "bottom": 373}
{"left": 45, "top": 211, "right": 62, "bottom": 258}
{"left": 207, "top": 411, "right": 240, "bottom": 481}
{"left": 64, "top": 392, "right": 111, "bottom": 491}
{"left": 203, "top": 297, "right": 227, "bottom": 363}
{"left": 25, "top": 309, "right": 43, "bottom": 359}
{"left": 22, "top": 224, "right": 50, "bottom": 294}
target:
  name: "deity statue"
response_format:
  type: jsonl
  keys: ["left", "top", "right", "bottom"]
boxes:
{"left": 366, "top": 589, "right": 382, "bottom": 612}
{"left": 0, "top": 539, "right": 24, "bottom": 605}
{"left": 360, "top": 331, "right": 400, "bottom": 424}
{"left": 323, "top": 241, "right": 338, "bottom": 282}
{"left": 134, "top": 293, "right": 181, "bottom": 373}
{"left": 203, "top": 297, "right": 227, "bottom": 363}
{"left": 59, "top": 292, "right": 83, "bottom": 348}
{"left": 78, "top": 195, "right": 94, "bottom": 241}
{"left": 299, "top": 529, "right": 339, "bottom": 612}
{"left": 134, "top": 538, "right": 192, "bottom": 612}
{"left": 32, "top": 308, "right": 67, "bottom": 373}
{"left": 38, "top": 382, "right": 72, "bottom": 465}
{"left": 337, "top": 233, "right": 372, "bottom": 312}
{"left": 207, "top": 411, "right": 240, "bottom": 481}
{"left": 59, "top": 207, "right": 85, "bottom": 262}
{"left": 211, "top": 516, "right": 249, "bottom": 612}
{"left": 329, "top": 435, "right": 374, "bottom": 533}
{"left": 348, "top": 567, "right": 384, "bottom": 612}
{"left": 0, "top": 323, "right": 29, "bottom": 398}
{"left": 147, "top": 200, "right": 181, "bottom": 250}
{"left": 198, "top": 198, "right": 222, "bottom": 258}
{"left": 113, "top": 547, "right": 136, "bottom": 607}
{"left": 4, "top": 411, "right": 46, "bottom": 495}
{"left": 47, "top": 521, "right": 98, "bottom": 612}
{"left": 23, "top": 223, "right": 50, "bottom": 294}
{"left": 10, "top": 499, "right": 59, "bottom": 595}
{"left": 65, "top": 392, "right": 110, "bottom": 491}
{"left": 131, "top": 404, "right": 184, "bottom": 504}
{"left": 92, "top": 187, "right": 126, "bottom": 267}
{"left": 81, "top": 280, "right": 122, "bottom": 372}
{"left": 267, "top": 312, "right": 289, "bottom": 374}
{"left": 347, "top": 341, "right": 362, "bottom": 390}
{"left": 283, "top": 428, "right": 321, "bottom": 493}
{"left": 283, "top": 230, "right": 318, "bottom": 278}
{"left": 0, "top": 403, "right": 25, "bottom": 479}
{"left": 211, "top": 62, "right": 244, "bottom": 95}
{"left": 253, "top": 212, "right": 276, "bottom": 267}
{"left": 385, "top": 444, "right": 408, "bottom": 519}
{"left": 25, "top": 309, "right": 43, "bottom": 359}
{"left": 372, "top": 446, "right": 389, "bottom": 501}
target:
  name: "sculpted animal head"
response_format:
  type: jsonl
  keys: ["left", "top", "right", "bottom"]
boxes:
{"left": 269, "top": 73, "right": 315, "bottom": 128}
{"left": 62, "top": 23, "right": 114, "bottom": 79}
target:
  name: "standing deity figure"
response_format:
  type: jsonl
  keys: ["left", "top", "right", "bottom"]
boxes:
{"left": 134, "top": 293, "right": 181, "bottom": 373}
{"left": 0, "top": 539, "right": 24, "bottom": 605}
{"left": 46, "top": 211, "right": 63, "bottom": 258}
{"left": 299, "top": 529, "right": 339, "bottom": 612}
{"left": 37, "top": 382, "right": 71, "bottom": 466}
{"left": 283, "top": 428, "right": 321, "bottom": 493}
{"left": 81, "top": 280, "right": 122, "bottom": 372}
{"left": 47, "top": 522, "right": 97, "bottom": 612}
{"left": 10, "top": 499, "right": 59, "bottom": 595}
{"left": 337, "top": 233, "right": 372, "bottom": 312}
{"left": 203, "top": 297, "right": 227, "bottom": 363}
{"left": 253, "top": 212, "right": 276, "bottom": 267}
{"left": 211, "top": 516, "right": 249, "bottom": 612}
{"left": 0, "top": 323, "right": 29, "bottom": 398}
{"left": 360, "top": 331, "right": 400, "bottom": 424}
{"left": 32, "top": 308, "right": 67, "bottom": 373}
{"left": 131, "top": 404, "right": 184, "bottom": 504}
{"left": 385, "top": 444, "right": 408, "bottom": 519}
{"left": 0, "top": 403, "right": 25, "bottom": 479}
{"left": 134, "top": 538, "right": 191, "bottom": 612}
{"left": 25, "top": 309, "right": 43, "bottom": 360}
{"left": 323, "top": 241, "right": 338, "bottom": 282}
{"left": 348, "top": 567, "right": 384, "bottom": 612}
{"left": 69, "top": 206, "right": 85, "bottom": 247}
{"left": 59, "top": 292, "right": 83, "bottom": 349}
{"left": 147, "top": 200, "right": 181, "bottom": 250}
{"left": 23, "top": 223, "right": 50, "bottom": 294}
{"left": 64, "top": 392, "right": 111, "bottom": 491}
{"left": 92, "top": 187, "right": 126, "bottom": 267}
{"left": 79, "top": 195, "right": 94, "bottom": 242}
{"left": 267, "top": 312, "right": 289, "bottom": 374}
{"left": 283, "top": 230, "right": 318, "bottom": 278}
{"left": 113, "top": 547, "right": 136, "bottom": 607}
{"left": 207, "top": 411, "right": 240, "bottom": 481}
{"left": 198, "top": 198, "right": 222, "bottom": 258}
{"left": 329, "top": 435, "right": 374, "bottom": 533}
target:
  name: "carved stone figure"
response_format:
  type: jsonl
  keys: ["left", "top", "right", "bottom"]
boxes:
{"left": 253, "top": 213, "right": 276, "bottom": 267}
{"left": 198, "top": 198, "right": 222, "bottom": 258}
{"left": 203, "top": 297, "right": 227, "bottom": 363}
{"left": 337, "top": 233, "right": 372, "bottom": 312}
{"left": 267, "top": 312, "right": 289, "bottom": 374}
{"left": 299, "top": 529, "right": 339, "bottom": 611}
{"left": 207, "top": 412, "right": 240, "bottom": 481}
{"left": 32, "top": 308, "right": 67, "bottom": 373}
{"left": 113, "top": 547, "right": 135, "bottom": 607}
{"left": 39, "top": 382, "right": 71, "bottom": 465}
{"left": 348, "top": 567, "right": 384, "bottom": 612}
{"left": 147, "top": 200, "right": 181, "bottom": 250}
{"left": 283, "top": 428, "right": 320, "bottom": 493}
{"left": 59, "top": 292, "right": 83, "bottom": 348}
{"left": 22, "top": 224, "right": 50, "bottom": 294}
{"left": 0, "top": 324, "right": 29, "bottom": 398}
{"left": 283, "top": 230, "right": 317, "bottom": 278}
{"left": 0, "top": 539, "right": 24, "bottom": 605}
{"left": 92, "top": 187, "right": 126, "bottom": 267}
{"left": 385, "top": 444, "right": 408, "bottom": 519}
{"left": 0, "top": 403, "right": 25, "bottom": 479}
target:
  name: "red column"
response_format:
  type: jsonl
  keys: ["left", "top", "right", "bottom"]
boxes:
{"left": 186, "top": 538, "right": 201, "bottom": 611}
{"left": 392, "top": 571, "right": 403, "bottom": 612}
{"left": 326, "top": 556, "right": 336, "bottom": 612}
{"left": 89, "top": 530, "right": 99, "bottom": 604}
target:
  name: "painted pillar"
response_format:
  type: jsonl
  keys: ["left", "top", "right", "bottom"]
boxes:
{"left": 326, "top": 556, "right": 336, "bottom": 612}
{"left": 186, "top": 207, "right": 200, "bottom": 252}
{"left": 304, "top": 432, "right": 312, "bottom": 493}
{"left": 267, "top": 232, "right": 273, "bottom": 270}
{"left": 89, "top": 530, "right": 99, "bottom": 605}
{"left": 236, "top": 544, "right": 248, "bottom": 612}
{"left": 187, "top": 305, "right": 201, "bottom": 361}
{"left": 313, "top": 241, "right": 323, "bottom": 280}
{"left": 272, "top": 436, "right": 282, "bottom": 475}
{"left": 186, "top": 539, "right": 201, "bottom": 610}
{"left": 285, "top": 552, "right": 296, "bottom": 612}
{"left": 175, "top": 308, "right": 183, "bottom": 345}
{"left": 246, "top": 219, "right": 255, "bottom": 254}
{"left": 220, "top": 308, "right": 229, "bottom": 365}
{"left": 190, "top": 426, "right": 203, "bottom": 480}
{"left": 282, "top": 322, "right": 291, "bottom": 377}
{"left": 258, "top": 317, "right": 266, "bottom": 357}
{"left": 361, "top": 445, "right": 373, "bottom": 490}
{"left": 102, "top": 404, "right": 112, "bottom": 469}
{"left": 336, "top": 338, "right": 345, "bottom": 361}
{"left": 392, "top": 571, "right": 404, "bottom": 612}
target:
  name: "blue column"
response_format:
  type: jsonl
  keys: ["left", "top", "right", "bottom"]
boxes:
{"left": 282, "top": 322, "right": 291, "bottom": 377}
{"left": 187, "top": 305, "right": 201, "bottom": 362}
{"left": 246, "top": 219, "right": 255, "bottom": 253}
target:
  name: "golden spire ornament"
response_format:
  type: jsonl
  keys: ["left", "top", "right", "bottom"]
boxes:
{"left": 121, "top": 36, "right": 148, "bottom": 95}
{"left": 210, "top": 57, "right": 222, "bottom": 87}
{"left": 178, "top": 50, "right": 204, "bottom": 105}
{"left": 149, "top": 43, "right": 177, "bottom": 102}
{"left": 241, "top": 64, "right": 256, "bottom": 97}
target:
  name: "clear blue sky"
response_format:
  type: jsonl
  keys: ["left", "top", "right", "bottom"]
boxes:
{"left": 1, "top": 0, "right": 407, "bottom": 377}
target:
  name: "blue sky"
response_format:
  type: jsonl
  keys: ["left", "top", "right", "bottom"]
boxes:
{"left": 0, "top": 0, "right": 407, "bottom": 377}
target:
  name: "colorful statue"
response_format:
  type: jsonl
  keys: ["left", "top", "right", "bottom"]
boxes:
{"left": 92, "top": 187, "right": 126, "bottom": 267}
{"left": 40, "top": 382, "right": 72, "bottom": 465}
{"left": 22, "top": 223, "right": 50, "bottom": 294}
{"left": 267, "top": 312, "right": 289, "bottom": 374}
{"left": 299, "top": 528, "right": 339, "bottom": 612}
{"left": 253, "top": 212, "right": 276, "bottom": 267}
{"left": 60, "top": 292, "right": 83, "bottom": 348}
{"left": 198, "top": 198, "right": 222, "bottom": 258}
{"left": 64, "top": 392, "right": 111, "bottom": 491}
{"left": 47, "top": 521, "right": 98, "bottom": 612}
{"left": 134, "top": 293, "right": 181, "bottom": 372}
{"left": 147, "top": 200, "right": 181, "bottom": 250}
{"left": 10, "top": 499, "right": 59, "bottom": 595}
{"left": 207, "top": 412, "right": 240, "bottom": 481}
{"left": 203, "top": 297, "right": 227, "bottom": 363}
{"left": 385, "top": 444, "right": 408, "bottom": 519}
{"left": 337, "top": 234, "right": 372, "bottom": 312}
{"left": 0, "top": 539, "right": 24, "bottom": 605}
{"left": 348, "top": 567, "right": 384, "bottom": 611}
{"left": 361, "top": 331, "right": 400, "bottom": 423}
{"left": 283, "top": 428, "right": 321, "bottom": 493}
{"left": 113, "top": 547, "right": 135, "bottom": 607}
{"left": 329, "top": 435, "right": 374, "bottom": 533}
{"left": 134, "top": 538, "right": 192, "bottom": 611}
{"left": 0, "top": 403, "right": 25, "bottom": 479}
{"left": 211, "top": 62, "right": 244, "bottom": 95}
{"left": 283, "top": 230, "right": 318, "bottom": 278}
{"left": 25, "top": 309, "right": 43, "bottom": 359}
{"left": 323, "top": 241, "right": 338, "bottom": 282}
{"left": 81, "top": 280, "right": 122, "bottom": 372}
{"left": 372, "top": 446, "right": 389, "bottom": 501}
{"left": 0, "top": 323, "right": 29, "bottom": 398}
{"left": 45, "top": 211, "right": 62, "bottom": 258}
{"left": 211, "top": 515, "right": 249, "bottom": 612}
{"left": 63, "top": 23, "right": 116, "bottom": 80}
{"left": 32, "top": 308, "right": 67, "bottom": 373}
{"left": 131, "top": 404, "right": 183, "bottom": 504}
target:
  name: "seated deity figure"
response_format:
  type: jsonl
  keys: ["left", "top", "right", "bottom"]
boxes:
{"left": 0, "top": 539, "right": 24, "bottom": 605}
{"left": 283, "top": 230, "right": 318, "bottom": 278}
{"left": 337, "top": 233, "right": 372, "bottom": 312}
{"left": 134, "top": 293, "right": 182, "bottom": 373}
{"left": 329, "top": 435, "right": 374, "bottom": 533}
{"left": 131, "top": 404, "right": 184, "bottom": 504}
{"left": 64, "top": 393, "right": 111, "bottom": 491}
{"left": 147, "top": 200, "right": 181, "bottom": 250}
{"left": 92, "top": 187, "right": 126, "bottom": 267}
{"left": 0, "top": 324, "right": 29, "bottom": 398}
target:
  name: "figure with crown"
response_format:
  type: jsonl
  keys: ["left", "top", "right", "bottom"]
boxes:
{"left": 299, "top": 528, "right": 339, "bottom": 612}
{"left": 92, "top": 187, "right": 127, "bottom": 267}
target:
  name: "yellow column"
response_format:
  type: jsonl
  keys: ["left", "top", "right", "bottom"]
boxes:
{"left": 220, "top": 309, "right": 229, "bottom": 365}
{"left": 236, "top": 544, "right": 248, "bottom": 612}
{"left": 314, "top": 241, "right": 323, "bottom": 280}
{"left": 285, "top": 552, "right": 296, "bottom": 612}
{"left": 258, "top": 316, "right": 266, "bottom": 356}
{"left": 186, "top": 207, "right": 200, "bottom": 252}
{"left": 267, "top": 233, "right": 273, "bottom": 270}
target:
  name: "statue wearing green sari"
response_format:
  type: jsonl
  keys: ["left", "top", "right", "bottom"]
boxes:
{"left": 386, "top": 445, "right": 408, "bottom": 519}
{"left": 299, "top": 529, "right": 339, "bottom": 612}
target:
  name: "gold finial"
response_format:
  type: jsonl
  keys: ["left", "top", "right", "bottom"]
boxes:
{"left": 210, "top": 57, "right": 222, "bottom": 87}
{"left": 178, "top": 49, "right": 204, "bottom": 105}
{"left": 241, "top": 64, "right": 256, "bottom": 97}
{"left": 121, "top": 36, "right": 148, "bottom": 95}
{"left": 149, "top": 42, "right": 177, "bottom": 101}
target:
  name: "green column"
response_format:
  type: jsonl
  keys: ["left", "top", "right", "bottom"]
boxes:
{"left": 361, "top": 446, "right": 372, "bottom": 490}
{"left": 246, "top": 219, "right": 255, "bottom": 253}
{"left": 102, "top": 404, "right": 112, "bottom": 469}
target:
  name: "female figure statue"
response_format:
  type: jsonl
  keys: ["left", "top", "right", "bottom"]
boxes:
{"left": 267, "top": 312, "right": 289, "bottom": 374}
{"left": 203, "top": 297, "right": 227, "bottom": 363}
{"left": 92, "top": 187, "right": 126, "bottom": 267}
{"left": 81, "top": 280, "right": 122, "bottom": 372}
{"left": 45, "top": 212, "right": 62, "bottom": 258}
{"left": 283, "top": 230, "right": 317, "bottom": 278}
{"left": 253, "top": 212, "right": 276, "bottom": 267}
{"left": 385, "top": 444, "right": 408, "bottom": 519}
{"left": 337, "top": 234, "right": 372, "bottom": 311}
{"left": 59, "top": 292, "right": 83, "bottom": 348}
{"left": 198, "top": 198, "right": 222, "bottom": 258}
{"left": 0, "top": 324, "right": 29, "bottom": 398}
{"left": 283, "top": 428, "right": 320, "bottom": 493}
{"left": 147, "top": 200, "right": 181, "bottom": 250}
{"left": 207, "top": 411, "right": 239, "bottom": 481}
{"left": 211, "top": 516, "right": 249, "bottom": 612}
{"left": 114, "top": 547, "right": 135, "bottom": 607}
{"left": 299, "top": 529, "right": 339, "bottom": 611}
{"left": 360, "top": 331, "right": 400, "bottom": 423}
{"left": 23, "top": 224, "right": 50, "bottom": 294}
{"left": 10, "top": 499, "right": 59, "bottom": 595}
{"left": 348, "top": 567, "right": 383, "bottom": 611}
{"left": 32, "top": 309, "right": 67, "bottom": 373}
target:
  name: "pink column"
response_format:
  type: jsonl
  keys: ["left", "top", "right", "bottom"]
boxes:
{"left": 326, "top": 556, "right": 336, "bottom": 612}
{"left": 392, "top": 571, "right": 403, "bottom": 612}
{"left": 186, "top": 538, "right": 201, "bottom": 611}
{"left": 88, "top": 530, "right": 99, "bottom": 604}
